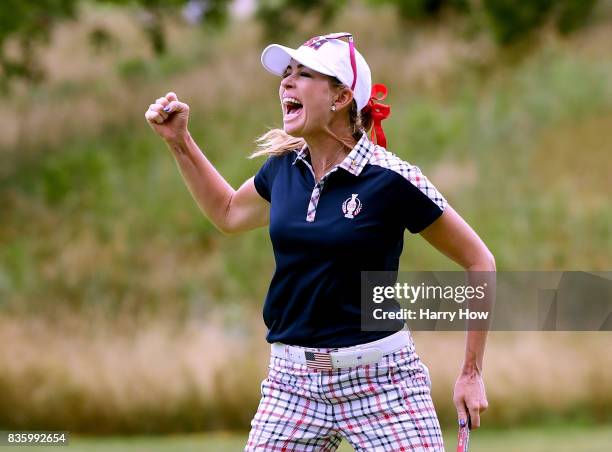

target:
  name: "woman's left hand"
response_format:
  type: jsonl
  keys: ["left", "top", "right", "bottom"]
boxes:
{"left": 453, "top": 370, "right": 488, "bottom": 429}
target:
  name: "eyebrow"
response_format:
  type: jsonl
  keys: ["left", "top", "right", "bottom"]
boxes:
{"left": 283, "top": 64, "right": 305, "bottom": 72}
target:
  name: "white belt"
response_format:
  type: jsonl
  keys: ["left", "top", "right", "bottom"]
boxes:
{"left": 270, "top": 326, "right": 411, "bottom": 370}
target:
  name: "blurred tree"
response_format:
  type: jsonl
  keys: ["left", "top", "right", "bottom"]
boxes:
{"left": 483, "top": 0, "right": 554, "bottom": 45}
{"left": 89, "top": 26, "right": 118, "bottom": 54}
{"left": 0, "top": 0, "right": 78, "bottom": 91}
{"left": 0, "top": 0, "right": 233, "bottom": 91}
{"left": 255, "top": 0, "right": 348, "bottom": 41}
{"left": 364, "top": 0, "right": 598, "bottom": 45}
{"left": 555, "top": 0, "right": 598, "bottom": 34}
{"left": 0, "top": 0, "right": 600, "bottom": 92}
{"left": 96, "top": 0, "right": 231, "bottom": 56}
{"left": 482, "top": 0, "right": 598, "bottom": 44}
{"left": 366, "top": 0, "right": 469, "bottom": 21}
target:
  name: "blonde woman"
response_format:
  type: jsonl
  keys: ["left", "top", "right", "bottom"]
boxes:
{"left": 145, "top": 32, "right": 493, "bottom": 452}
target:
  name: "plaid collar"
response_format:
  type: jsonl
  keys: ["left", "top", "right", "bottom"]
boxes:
{"left": 291, "top": 132, "right": 375, "bottom": 176}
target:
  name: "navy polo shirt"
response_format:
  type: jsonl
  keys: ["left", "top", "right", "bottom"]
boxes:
{"left": 254, "top": 132, "right": 447, "bottom": 347}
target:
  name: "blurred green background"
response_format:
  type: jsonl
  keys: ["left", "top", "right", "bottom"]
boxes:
{"left": 0, "top": 0, "right": 610, "bottom": 450}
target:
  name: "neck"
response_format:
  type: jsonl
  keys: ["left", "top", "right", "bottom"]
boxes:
{"left": 303, "top": 129, "right": 358, "bottom": 181}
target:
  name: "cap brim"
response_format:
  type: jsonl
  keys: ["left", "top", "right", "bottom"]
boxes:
{"left": 261, "top": 44, "right": 335, "bottom": 77}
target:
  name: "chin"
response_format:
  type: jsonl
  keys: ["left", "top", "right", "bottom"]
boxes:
{"left": 283, "top": 122, "right": 305, "bottom": 137}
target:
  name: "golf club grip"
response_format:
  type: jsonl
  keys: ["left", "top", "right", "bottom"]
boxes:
{"left": 456, "top": 416, "right": 470, "bottom": 452}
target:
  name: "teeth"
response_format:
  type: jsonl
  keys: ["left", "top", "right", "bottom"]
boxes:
{"left": 282, "top": 97, "right": 303, "bottom": 107}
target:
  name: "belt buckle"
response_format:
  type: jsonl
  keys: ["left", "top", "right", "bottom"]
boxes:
{"left": 331, "top": 347, "right": 383, "bottom": 369}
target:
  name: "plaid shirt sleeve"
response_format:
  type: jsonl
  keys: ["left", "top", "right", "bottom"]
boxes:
{"left": 398, "top": 164, "right": 447, "bottom": 234}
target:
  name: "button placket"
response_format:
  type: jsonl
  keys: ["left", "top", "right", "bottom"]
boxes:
{"left": 293, "top": 134, "right": 376, "bottom": 223}
{"left": 306, "top": 179, "right": 324, "bottom": 222}
{"left": 305, "top": 172, "right": 335, "bottom": 222}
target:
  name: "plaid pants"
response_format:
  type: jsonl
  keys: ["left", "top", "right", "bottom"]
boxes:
{"left": 245, "top": 334, "right": 444, "bottom": 451}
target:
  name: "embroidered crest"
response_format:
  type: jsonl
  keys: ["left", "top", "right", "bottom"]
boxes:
{"left": 342, "top": 194, "right": 362, "bottom": 219}
{"left": 302, "top": 36, "right": 328, "bottom": 50}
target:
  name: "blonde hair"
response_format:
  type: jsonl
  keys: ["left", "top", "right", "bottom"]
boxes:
{"left": 249, "top": 77, "right": 373, "bottom": 159}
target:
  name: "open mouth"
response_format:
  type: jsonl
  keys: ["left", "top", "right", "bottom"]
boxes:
{"left": 283, "top": 97, "right": 303, "bottom": 121}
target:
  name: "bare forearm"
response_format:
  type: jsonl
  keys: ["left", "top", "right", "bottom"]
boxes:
{"left": 462, "top": 330, "right": 487, "bottom": 375}
{"left": 165, "top": 132, "right": 234, "bottom": 232}
{"left": 462, "top": 259, "right": 496, "bottom": 375}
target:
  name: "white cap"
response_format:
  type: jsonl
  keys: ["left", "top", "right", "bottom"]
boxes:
{"left": 261, "top": 33, "right": 372, "bottom": 112}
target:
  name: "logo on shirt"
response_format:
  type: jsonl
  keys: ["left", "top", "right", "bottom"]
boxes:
{"left": 342, "top": 194, "right": 362, "bottom": 219}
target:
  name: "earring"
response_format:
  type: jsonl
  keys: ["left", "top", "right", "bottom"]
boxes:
{"left": 331, "top": 105, "right": 336, "bottom": 111}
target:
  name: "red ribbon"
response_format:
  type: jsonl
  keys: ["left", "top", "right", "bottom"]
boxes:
{"left": 362, "top": 83, "right": 391, "bottom": 148}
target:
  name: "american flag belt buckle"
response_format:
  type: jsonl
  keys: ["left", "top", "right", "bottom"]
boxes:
{"left": 304, "top": 347, "right": 383, "bottom": 370}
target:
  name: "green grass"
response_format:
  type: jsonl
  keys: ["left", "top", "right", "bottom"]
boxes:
{"left": 10, "top": 425, "right": 612, "bottom": 451}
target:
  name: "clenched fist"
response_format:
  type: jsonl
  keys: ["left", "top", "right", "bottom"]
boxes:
{"left": 145, "top": 91, "right": 190, "bottom": 144}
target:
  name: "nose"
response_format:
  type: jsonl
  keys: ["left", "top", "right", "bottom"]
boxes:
{"left": 280, "top": 72, "right": 296, "bottom": 90}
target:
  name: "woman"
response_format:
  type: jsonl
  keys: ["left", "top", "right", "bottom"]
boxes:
{"left": 145, "top": 32, "right": 492, "bottom": 451}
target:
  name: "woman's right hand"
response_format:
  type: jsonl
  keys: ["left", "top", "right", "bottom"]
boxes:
{"left": 145, "top": 91, "right": 190, "bottom": 144}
